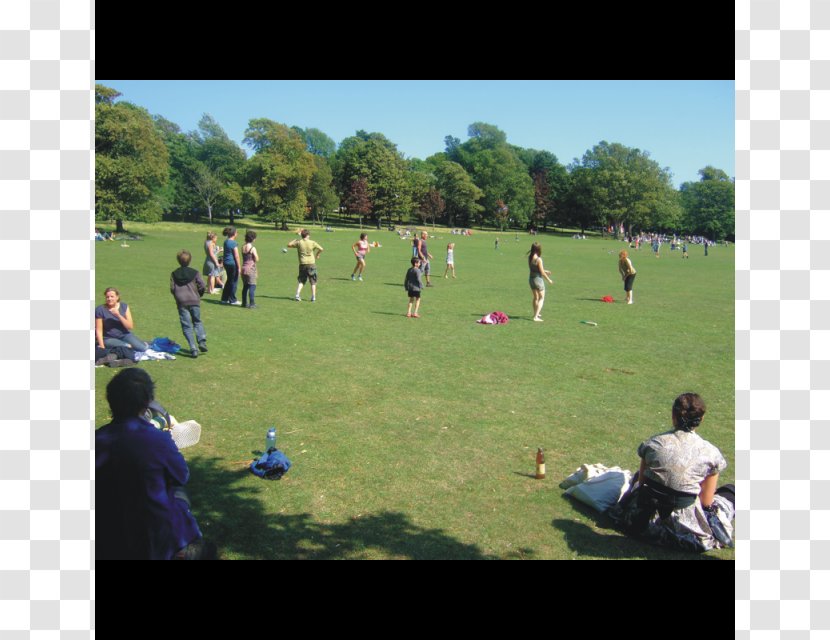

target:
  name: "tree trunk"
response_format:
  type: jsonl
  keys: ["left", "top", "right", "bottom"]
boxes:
{"left": 116, "top": 219, "right": 125, "bottom": 233}
{"left": 281, "top": 220, "right": 289, "bottom": 231}
{"left": 207, "top": 205, "right": 213, "bottom": 224}
{"left": 229, "top": 210, "right": 235, "bottom": 225}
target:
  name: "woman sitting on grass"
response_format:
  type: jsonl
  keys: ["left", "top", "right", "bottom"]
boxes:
{"left": 606, "top": 392, "right": 735, "bottom": 552}
{"left": 95, "top": 287, "right": 148, "bottom": 352}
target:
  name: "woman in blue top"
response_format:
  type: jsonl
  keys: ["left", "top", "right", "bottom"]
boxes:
{"left": 95, "top": 287, "right": 148, "bottom": 351}
{"left": 220, "top": 226, "right": 242, "bottom": 305}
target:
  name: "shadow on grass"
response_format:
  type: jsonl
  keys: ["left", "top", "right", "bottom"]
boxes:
{"left": 553, "top": 498, "right": 719, "bottom": 560}
{"left": 187, "top": 456, "right": 490, "bottom": 560}
{"left": 575, "top": 298, "right": 616, "bottom": 303}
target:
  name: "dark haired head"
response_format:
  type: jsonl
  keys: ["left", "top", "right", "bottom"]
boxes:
{"left": 672, "top": 393, "right": 706, "bottom": 432}
{"left": 245, "top": 230, "right": 257, "bottom": 243}
{"left": 106, "top": 368, "right": 155, "bottom": 420}
{"left": 411, "top": 257, "right": 420, "bottom": 266}
{"left": 223, "top": 226, "right": 236, "bottom": 237}
{"left": 360, "top": 233, "right": 367, "bottom": 240}
{"left": 300, "top": 229, "right": 309, "bottom": 238}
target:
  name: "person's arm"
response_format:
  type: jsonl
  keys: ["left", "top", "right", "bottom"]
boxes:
{"left": 638, "top": 458, "right": 647, "bottom": 487}
{"left": 195, "top": 273, "right": 206, "bottom": 297}
{"left": 537, "top": 257, "right": 554, "bottom": 283}
{"left": 252, "top": 246, "right": 259, "bottom": 263}
{"left": 287, "top": 239, "right": 298, "bottom": 248}
{"left": 233, "top": 247, "right": 241, "bottom": 277}
{"left": 353, "top": 241, "right": 360, "bottom": 256}
{"left": 111, "top": 304, "right": 135, "bottom": 332}
{"left": 315, "top": 245, "right": 323, "bottom": 259}
{"left": 212, "top": 244, "right": 221, "bottom": 268}
{"left": 699, "top": 472, "right": 719, "bottom": 509}
{"left": 95, "top": 317, "right": 105, "bottom": 349}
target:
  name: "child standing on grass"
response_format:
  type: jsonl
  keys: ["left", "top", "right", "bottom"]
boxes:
{"left": 170, "top": 250, "right": 207, "bottom": 358}
{"left": 405, "top": 257, "right": 424, "bottom": 318}
{"left": 444, "top": 242, "right": 456, "bottom": 278}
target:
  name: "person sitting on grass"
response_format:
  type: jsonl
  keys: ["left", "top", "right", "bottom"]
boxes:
{"left": 170, "top": 249, "right": 207, "bottom": 358}
{"left": 606, "top": 392, "right": 735, "bottom": 552}
{"left": 96, "top": 368, "right": 216, "bottom": 560}
{"left": 95, "top": 287, "right": 148, "bottom": 352}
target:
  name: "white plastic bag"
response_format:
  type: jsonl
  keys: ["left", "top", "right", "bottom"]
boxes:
{"left": 564, "top": 468, "right": 632, "bottom": 512}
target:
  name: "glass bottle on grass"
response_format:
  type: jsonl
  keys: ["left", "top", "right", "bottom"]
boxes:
{"left": 265, "top": 427, "right": 277, "bottom": 452}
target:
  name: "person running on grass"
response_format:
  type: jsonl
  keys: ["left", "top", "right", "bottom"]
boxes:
{"left": 404, "top": 257, "right": 424, "bottom": 318}
{"left": 528, "top": 242, "right": 554, "bottom": 322}
{"left": 287, "top": 229, "right": 324, "bottom": 302}
{"left": 351, "top": 232, "right": 370, "bottom": 281}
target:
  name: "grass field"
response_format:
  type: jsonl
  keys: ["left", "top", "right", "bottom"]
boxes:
{"left": 95, "top": 221, "right": 734, "bottom": 560}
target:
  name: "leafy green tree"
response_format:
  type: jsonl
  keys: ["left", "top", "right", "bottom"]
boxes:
{"left": 95, "top": 84, "right": 169, "bottom": 232}
{"left": 431, "top": 158, "right": 484, "bottom": 228}
{"left": 153, "top": 115, "right": 199, "bottom": 218}
{"left": 243, "top": 118, "right": 316, "bottom": 229}
{"left": 568, "top": 141, "right": 677, "bottom": 237}
{"left": 679, "top": 166, "right": 735, "bottom": 240}
{"left": 307, "top": 155, "right": 339, "bottom": 226}
{"left": 516, "top": 148, "right": 569, "bottom": 231}
{"left": 333, "top": 132, "right": 412, "bottom": 228}
{"left": 292, "top": 126, "right": 337, "bottom": 158}
{"left": 446, "top": 123, "right": 534, "bottom": 228}
{"left": 191, "top": 114, "right": 247, "bottom": 223}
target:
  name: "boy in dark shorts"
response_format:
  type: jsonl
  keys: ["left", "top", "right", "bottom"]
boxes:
{"left": 405, "top": 257, "right": 424, "bottom": 318}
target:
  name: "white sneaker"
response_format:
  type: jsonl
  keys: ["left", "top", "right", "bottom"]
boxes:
{"left": 294, "top": 296, "right": 301, "bottom": 302}
{"left": 231, "top": 301, "right": 242, "bottom": 306}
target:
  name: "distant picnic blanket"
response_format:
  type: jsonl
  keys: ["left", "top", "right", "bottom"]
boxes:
{"left": 477, "top": 311, "right": 509, "bottom": 325}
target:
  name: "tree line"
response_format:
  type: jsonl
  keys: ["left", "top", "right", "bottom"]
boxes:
{"left": 94, "top": 84, "right": 735, "bottom": 240}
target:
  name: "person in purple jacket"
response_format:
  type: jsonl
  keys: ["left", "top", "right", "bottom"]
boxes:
{"left": 95, "top": 368, "right": 215, "bottom": 560}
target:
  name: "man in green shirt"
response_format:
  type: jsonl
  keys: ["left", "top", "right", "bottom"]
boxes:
{"left": 287, "top": 229, "right": 324, "bottom": 302}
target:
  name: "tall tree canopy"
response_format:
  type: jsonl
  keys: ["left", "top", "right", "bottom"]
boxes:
{"left": 567, "top": 141, "right": 678, "bottom": 236}
{"left": 333, "top": 132, "right": 413, "bottom": 227}
{"left": 95, "top": 84, "right": 169, "bottom": 231}
{"left": 445, "top": 123, "right": 534, "bottom": 229}
{"left": 679, "top": 166, "right": 735, "bottom": 240}
{"left": 243, "top": 118, "right": 316, "bottom": 228}
{"left": 292, "top": 126, "right": 337, "bottom": 158}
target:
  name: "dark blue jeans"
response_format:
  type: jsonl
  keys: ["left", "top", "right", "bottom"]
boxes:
{"left": 177, "top": 305, "right": 206, "bottom": 350}
{"left": 221, "top": 264, "right": 238, "bottom": 303}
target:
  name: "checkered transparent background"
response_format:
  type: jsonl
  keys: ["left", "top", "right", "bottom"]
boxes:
{"left": 0, "top": 0, "right": 95, "bottom": 636}
{"left": 737, "top": 0, "right": 830, "bottom": 635}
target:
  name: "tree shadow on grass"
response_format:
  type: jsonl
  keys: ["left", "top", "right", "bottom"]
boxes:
{"left": 187, "top": 456, "right": 491, "bottom": 560}
{"left": 553, "top": 498, "right": 721, "bottom": 560}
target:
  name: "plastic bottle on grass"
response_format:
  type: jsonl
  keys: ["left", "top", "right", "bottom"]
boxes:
{"left": 266, "top": 427, "right": 277, "bottom": 452}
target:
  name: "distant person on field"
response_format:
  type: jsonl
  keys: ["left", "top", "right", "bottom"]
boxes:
{"left": 443, "top": 242, "right": 456, "bottom": 279}
{"left": 170, "top": 250, "right": 207, "bottom": 358}
{"left": 416, "top": 230, "right": 434, "bottom": 287}
{"left": 618, "top": 249, "right": 637, "bottom": 305}
{"left": 203, "top": 232, "right": 223, "bottom": 294}
{"left": 288, "top": 228, "right": 323, "bottom": 302}
{"left": 96, "top": 368, "right": 215, "bottom": 560}
{"left": 351, "top": 232, "right": 370, "bottom": 281}
{"left": 528, "top": 242, "right": 554, "bottom": 322}
{"left": 405, "top": 257, "right": 424, "bottom": 318}
{"left": 495, "top": 236, "right": 500, "bottom": 250}
{"left": 652, "top": 238, "right": 660, "bottom": 258}
{"left": 240, "top": 230, "right": 259, "bottom": 308}
{"left": 95, "top": 287, "right": 148, "bottom": 352}
{"left": 221, "top": 227, "right": 242, "bottom": 305}
{"left": 682, "top": 242, "right": 688, "bottom": 259}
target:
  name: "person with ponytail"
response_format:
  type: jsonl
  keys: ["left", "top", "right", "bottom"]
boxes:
{"left": 606, "top": 392, "right": 736, "bottom": 552}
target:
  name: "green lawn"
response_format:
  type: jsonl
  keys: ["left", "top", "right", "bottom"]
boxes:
{"left": 95, "top": 221, "right": 734, "bottom": 559}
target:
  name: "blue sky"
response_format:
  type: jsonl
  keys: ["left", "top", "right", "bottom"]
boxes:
{"left": 96, "top": 80, "right": 734, "bottom": 188}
